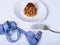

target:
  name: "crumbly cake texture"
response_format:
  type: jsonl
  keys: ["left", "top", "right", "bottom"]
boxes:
{"left": 24, "top": 3, "right": 37, "bottom": 17}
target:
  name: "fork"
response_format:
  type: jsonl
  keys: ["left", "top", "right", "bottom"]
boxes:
{"left": 31, "top": 24, "right": 60, "bottom": 34}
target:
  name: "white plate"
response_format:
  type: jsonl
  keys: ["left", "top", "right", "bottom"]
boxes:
{"left": 14, "top": 0, "right": 47, "bottom": 22}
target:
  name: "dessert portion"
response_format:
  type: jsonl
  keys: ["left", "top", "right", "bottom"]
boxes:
{"left": 24, "top": 3, "right": 37, "bottom": 17}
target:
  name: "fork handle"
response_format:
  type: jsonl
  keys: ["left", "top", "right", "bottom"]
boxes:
{"left": 48, "top": 29, "right": 60, "bottom": 34}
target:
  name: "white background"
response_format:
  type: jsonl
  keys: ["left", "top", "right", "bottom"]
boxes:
{"left": 0, "top": 0, "right": 60, "bottom": 45}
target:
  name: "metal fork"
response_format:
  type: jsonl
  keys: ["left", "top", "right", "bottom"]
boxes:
{"left": 31, "top": 24, "right": 60, "bottom": 34}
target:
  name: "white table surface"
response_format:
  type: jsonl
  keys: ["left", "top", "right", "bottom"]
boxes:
{"left": 0, "top": 0, "right": 60, "bottom": 45}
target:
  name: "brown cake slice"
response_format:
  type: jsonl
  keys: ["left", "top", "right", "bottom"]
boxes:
{"left": 24, "top": 3, "right": 37, "bottom": 17}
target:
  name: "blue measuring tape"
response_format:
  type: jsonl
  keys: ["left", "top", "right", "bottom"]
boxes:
{"left": 0, "top": 21, "right": 42, "bottom": 45}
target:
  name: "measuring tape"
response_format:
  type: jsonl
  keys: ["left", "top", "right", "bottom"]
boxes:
{"left": 0, "top": 21, "right": 42, "bottom": 45}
